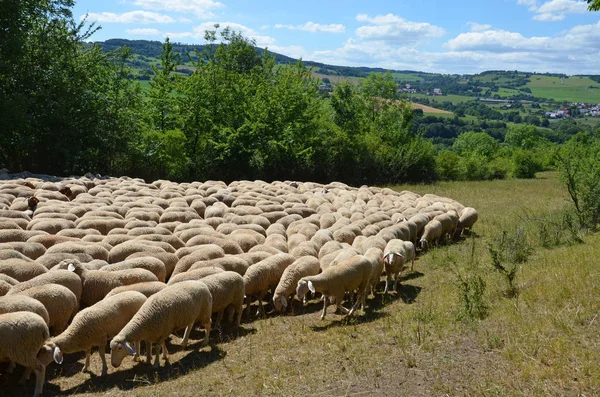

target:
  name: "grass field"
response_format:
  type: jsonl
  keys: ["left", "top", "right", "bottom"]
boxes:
{"left": 410, "top": 102, "right": 453, "bottom": 115}
{"left": 7, "top": 172, "right": 599, "bottom": 396}
{"left": 407, "top": 93, "right": 475, "bottom": 104}
{"left": 527, "top": 75, "right": 600, "bottom": 103}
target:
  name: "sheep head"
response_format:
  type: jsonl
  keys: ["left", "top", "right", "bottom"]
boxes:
{"left": 296, "top": 279, "right": 314, "bottom": 300}
{"left": 110, "top": 340, "right": 136, "bottom": 368}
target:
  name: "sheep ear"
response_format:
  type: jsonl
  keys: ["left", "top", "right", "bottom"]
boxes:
{"left": 67, "top": 263, "right": 75, "bottom": 272}
{"left": 280, "top": 295, "right": 287, "bottom": 308}
{"left": 53, "top": 347, "right": 63, "bottom": 364}
{"left": 307, "top": 281, "right": 315, "bottom": 293}
{"left": 125, "top": 341, "right": 136, "bottom": 355}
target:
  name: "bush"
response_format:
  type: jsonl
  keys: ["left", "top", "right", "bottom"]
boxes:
{"left": 511, "top": 149, "right": 541, "bottom": 179}
{"left": 436, "top": 151, "right": 461, "bottom": 180}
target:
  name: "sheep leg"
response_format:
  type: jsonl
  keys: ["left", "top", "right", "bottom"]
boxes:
{"left": 215, "top": 310, "right": 224, "bottom": 330}
{"left": 153, "top": 347, "right": 161, "bottom": 368}
{"left": 99, "top": 342, "right": 108, "bottom": 376}
{"left": 146, "top": 341, "right": 153, "bottom": 364}
{"left": 235, "top": 303, "right": 243, "bottom": 328}
{"left": 320, "top": 297, "right": 329, "bottom": 320}
{"left": 181, "top": 323, "right": 193, "bottom": 348}
{"left": 32, "top": 360, "right": 46, "bottom": 397}
{"left": 83, "top": 349, "right": 91, "bottom": 372}
{"left": 133, "top": 341, "right": 141, "bottom": 362}
{"left": 393, "top": 273, "right": 400, "bottom": 293}
{"left": 336, "top": 302, "right": 350, "bottom": 314}
{"left": 161, "top": 341, "right": 169, "bottom": 364}
{"left": 201, "top": 317, "right": 211, "bottom": 347}
{"left": 256, "top": 292, "right": 266, "bottom": 317}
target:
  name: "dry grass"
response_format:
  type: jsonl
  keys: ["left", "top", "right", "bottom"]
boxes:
{"left": 4, "top": 172, "right": 600, "bottom": 396}
{"left": 409, "top": 102, "right": 453, "bottom": 115}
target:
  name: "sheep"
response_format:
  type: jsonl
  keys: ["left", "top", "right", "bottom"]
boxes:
{"left": 420, "top": 219, "right": 443, "bottom": 250}
{"left": 100, "top": 257, "right": 167, "bottom": 282}
{"left": 105, "top": 281, "right": 168, "bottom": 298}
{"left": 364, "top": 247, "right": 384, "bottom": 296}
{"left": 383, "top": 239, "right": 408, "bottom": 294}
{"left": 198, "top": 271, "right": 245, "bottom": 329}
{"left": 236, "top": 251, "right": 271, "bottom": 265}
{"left": 0, "top": 311, "right": 49, "bottom": 397}
{"left": 185, "top": 234, "right": 243, "bottom": 255}
{"left": 46, "top": 241, "right": 109, "bottom": 261}
{"left": 1, "top": 259, "right": 50, "bottom": 284}
{"left": 171, "top": 244, "right": 226, "bottom": 276}
{"left": 0, "top": 229, "right": 47, "bottom": 243}
{"left": 188, "top": 255, "right": 250, "bottom": 276}
{"left": 45, "top": 291, "right": 147, "bottom": 376}
{"left": 0, "top": 280, "right": 11, "bottom": 296}
{"left": 14, "top": 284, "right": 78, "bottom": 335}
{"left": 457, "top": 207, "right": 478, "bottom": 235}
{"left": 0, "top": 295, "right": 50, "bottom": 326}
{"left": 168, "top": 267, "right": 226, "bottom": 285}
{"left": 107, "top": 241, "right": 167, "bottom": 263}
{"left": 272, "top": 256, "right": 320, "bottom": 312}
{"left": 296, "top": 255, "right": 374, "bottom": 320}
{"left": 0, "top": 242, "right": 46, "bottom": 260}
{"left": 433, "top": 212, "right": 458, "bottom": 242}
{"left": 110, "top": 280, "right": 212, "bottom": 369}
{"left": 66, "top": 260, "right": 158, "bottom": 307}
{"left": 403, "top": 241, "right": 416, "bottom": 272}
{"left": 126, "top": 251, "right": 179, "bottom": 276}
{"left": 243, "top": 253, "right": 295, "bottom": 317}
{"left": 7, "top": 269, "right": 83, "bottom": 306}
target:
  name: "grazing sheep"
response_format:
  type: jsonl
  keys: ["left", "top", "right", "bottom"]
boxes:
{"left": 105, "top": 281, "right": 168, "bottom": 298}
{"left": 66, "top": 261, "right": 158, "bottom": 307}
{"left": 199, "top": 271, "right": 245, "bottom": 328}
{"left": 46, "top": 241, "right": 109, "bottom": 261}
{"left": 403, "top": 241, "right": 416, "bottom": 271}
{"left": 420, "top": 219, "right": 443, "bottom": 250}
{"left": 383, "top": 239, "right": 408, "bottom": 294}
{"left": 45, "top": 291, "right": 147, "bottom": 376}
{"left": 273, "top": 256, "right": 320, "bottom": 312}
{"left": 0, "top": 295, "right": 50, "bottom": 326}
{"left": 0, "top": 242, "right": 46, "bottom": 260}
{"left": 14, "top": 284, "right": 78, "bottom": 335}
{"left": 364, "top": 247, "right": 384, "bottom": 296}
{"left": 243, "top": 253, "right": 295, "bottom": 317}
{"left": 110, "top": 280, "right": 212, "bottom": 368}
{"left": 433, "top": 212, "right": 458, "bottom": 242}
{"left": 7, "top": 269, "right": 83, "bottom": 307}
{"left": 0, "top": 259, "right": 48, "bottom": 282}
{"left": 296, "top": 255, "right": 373, "bottom": 320}
{"left": 0, "top": 311, "right": 49, "bottom": 397}
{"left": 171, "top": 244, "right": 226, "bottom": 276}
{"left": 187, "top": 255, "right": 249, "bottom": 276}
{"left": 0, "top": 280, "right": 11, "bottom": 296}
{"left": 100, "top": 257, "right": 167, "bottom": 282}
{"left": 107, "top": 241, "right": 166, "bottom": 263}
{"left": 457, "top": 207, "right": 478, "bottom": 235}
{"left": 168, "top": 267, "right": 226, "bottom": 285}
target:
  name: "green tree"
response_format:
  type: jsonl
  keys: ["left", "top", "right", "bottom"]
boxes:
{"left": 453, "top": 131, "right": 499, "bottom": 158}
{"left": 504, "top": 124, "right": 539, "bottom": 149}
{"left": 588, "top": 0, "right": 600, "bottom": 11}
{"left": 147, "top": 38, "right": 181, "bottom": 134}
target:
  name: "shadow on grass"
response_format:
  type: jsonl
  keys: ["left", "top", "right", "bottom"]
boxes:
{"left": 310, "top": 310, "right": 390, "bottom": 332}
{"left": 48, "top": 344, "right": 227, "bottom": 395}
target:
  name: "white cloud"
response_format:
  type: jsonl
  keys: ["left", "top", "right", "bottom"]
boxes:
{"left": 517, "top": 0, "right": 539, "bottom": 11}
{"left": 466, "top": 22, "right": 492, "bottom": 32}
{"left": 133, "top": 0, "right": 224, "bottom": 19}
{"left": 190, "top": 22, "right": 277, "bottom": 47}
{"left": 165, "top": 32, "right": 194, "bottom": 39}
{"left": 274, "top": 22, "right": 345, "bottom": 33}
{"left": 126, "top": 28, "right": 162, "bottom": 35}
{"left": 533, "top": 12, "right": 565, "bottom": 20}
{"left": 519, "top": 0, "right": 589, "bottom": 21}
{"left": 354, "top": 13, "right": 445, "bottom": 46}
{"left": 179, "top": 18, "right": 193, "bottom": 23}
{"left": 85, "top": 11, "right": 176, "bottom": 24}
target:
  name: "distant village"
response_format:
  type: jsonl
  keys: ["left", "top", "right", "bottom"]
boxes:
{"left": 545, "top": 103, "right": 599, "bottom": 119}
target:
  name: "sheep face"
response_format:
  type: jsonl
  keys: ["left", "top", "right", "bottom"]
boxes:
{"left": 420, "top": 238, "right": 429, "bottom": 250}
{"left": 110, "top": 340, "right": 136, "bottom": 368}
{"left": 296, "top": 280, "right": 314, "bottom": 300}
{"left": 38, "top": 344, "right": 56, "bottom": 367}
{"left": 272, "top": 295, "right": 287, "bottom": 312}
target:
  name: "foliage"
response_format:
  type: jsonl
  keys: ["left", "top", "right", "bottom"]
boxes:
{"left": 556, "top": 133, "right": 600, "bottom": 230}
{"left": 587, "top": 0, "right": 600, "bottom": 11}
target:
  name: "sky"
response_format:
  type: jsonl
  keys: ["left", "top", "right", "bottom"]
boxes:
{"left": 73, "top": 0, "right": 600, "bottom": 75}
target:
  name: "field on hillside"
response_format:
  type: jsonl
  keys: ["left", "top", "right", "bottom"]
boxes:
{"left": 410, "top": 102, "right": 453, "bottom": 115}
{"left": 5, "top": 172, "right": 599, "bottom": 397}
{"left": 527, "top": 75, "right": 600, "bottom": 103}
{"left": 406, "top": 93, "right": 474, "bottom": 104}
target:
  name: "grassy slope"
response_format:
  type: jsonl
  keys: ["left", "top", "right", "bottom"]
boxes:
{"left": 10, "top": 172, "right": 599, "bottom": 396}
{"left": 527, "top": 75, "right": 600, "bottom": 103}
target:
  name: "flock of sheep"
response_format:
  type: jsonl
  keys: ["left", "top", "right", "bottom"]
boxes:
{"left": 0, "top": 172, "right": 478, "bottom": 396}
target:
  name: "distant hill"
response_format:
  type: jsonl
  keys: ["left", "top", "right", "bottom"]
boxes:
{"left": 93, "top": 38, "right": 600, "bottom": 103}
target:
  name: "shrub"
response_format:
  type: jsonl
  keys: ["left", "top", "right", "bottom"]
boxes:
{"left": 511, "top": 149, "right": 541, "bottom": 179}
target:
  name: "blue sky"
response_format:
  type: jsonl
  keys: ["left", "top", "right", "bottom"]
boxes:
{"left": 74, "top": 0, "right": 600, "bottom": 75}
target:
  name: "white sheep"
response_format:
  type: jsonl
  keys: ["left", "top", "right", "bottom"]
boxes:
{"left": 420, "top": 219, "right": 443, "bottom": 250}
{"left": 363, "top": 247, "right": 384, "bottom": 296}
{"left": 105, "top": 281, "right": 168, "bottom": 298}
{"left": 167, "top": 266, "right": 226, "bottom": 285}
{"left": 199, "top": 271, "right": 245, "bottom": 329}
{"left": 272, "top": 256, "right": 321, "bottom": 312}
{"left": 0, "top": 311, "right": 49, "bottom": 397}
{"left": 383, "top": 239, "right": 408, "bottom": 294}
{"left": 457, "top": 207, "right": 478, "bottom": 235}
{"left": 110, "top": 280, "right": 212, "bottom": 368}
{"left": 0, "top": 295, "right": 50, "bottom": 326}
{"left": 296, "top": 255, "right": 373, "bottom": 320}
{"left": 45, "top": 291, "right": 147, "bottom": 376}
{"left": 14, "top": 284, "right": 78, "bottom": 335}
{"left": 243, "top": 253, "right": 295, "bottom": 317}
{"left": 99, "top": 256, "right": 167, "bottom": 282}
{"left": 7, "top": 269, "right": 83, "bottom": 307}
{"left": 66, "top": 260, "right": 158, "bottom": 307}
{"left": 0, "top": 259, "right": 48, "bottom": 282}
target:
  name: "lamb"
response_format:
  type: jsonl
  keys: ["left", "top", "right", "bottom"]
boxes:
{"left": 457, "top": 207, "right": 478, "bottom": 235}
{"left": 420, "top": 219, "right": 443, "bottom": 250}
{"left": 105, "top": 281, "right": 168, "bottom": 298}
{"left": 272, "top": 256, "right": 320, "bottom": 312}
{"left": 66, "top": 260, "right": 158, "bottom": 307}
{"left": 296, "top": 255, "right": 373, "bottom": 320}
{"left": 243, "top": 253, "right": 295, "bottom": 317}
{"left": 198, "top": 271, "right": 245, "bottom": 329}
{"left": 0, "top": 295, "right": 50, "bottom": 326}
{"left": 44, "top": 291, "right": 147, "bottom": 376}
{"left": 383, "top": 239, "right": 408, "bottom": 294}
{"left": 14, "top": 284, "right": 78, "bottom": 335}
{"left": 0, "top": 311, "right": 49, "bottom": 397}
{"left": 110, "top": 280, "right": 212, "bottom": 368}
{"left": 7, "top": 269, "right": 83, "bottom": 306}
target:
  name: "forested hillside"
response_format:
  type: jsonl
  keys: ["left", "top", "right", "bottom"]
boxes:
{"left": 2, "top": 1, "right": 599, "bottom": 185}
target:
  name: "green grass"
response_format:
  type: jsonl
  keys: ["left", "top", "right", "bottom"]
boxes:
{"left": 407, "top": 93, "right": 475, "bottom": 104}
{"left": 8, "top": 172, "right": 600, "bottom": 396}
{"left": 527, "top": 75, "right": 600, "bottom": 103}
{"left": 391, "top": 72, "right": 424, "bottom": 83}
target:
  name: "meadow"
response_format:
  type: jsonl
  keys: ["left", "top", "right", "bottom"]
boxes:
{"left": 526, "top": 75, "right": 600, "bottom": 103}
{"left": 8, "top": 172, "right": 598, "bottom": 397}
